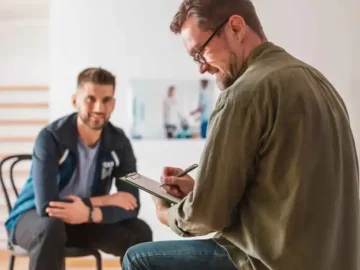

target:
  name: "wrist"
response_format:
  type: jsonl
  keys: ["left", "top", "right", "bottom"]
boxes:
{"left": 90, "top": 196, "right": 105, "bottom": 207}
{"left": 92, "top": 207, "right": 103, "bottom": 223}
{"left": 86, "top": 204, "right": 93, "bottom": 223}
{"left": 157, "top": 208, "right": 169, "bottom": 226}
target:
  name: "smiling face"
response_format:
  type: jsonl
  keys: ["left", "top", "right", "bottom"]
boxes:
{"left": 72, "top": 82, "right": 115, "bottom": 130}
{"left": 180, "top": 16, "right": 252, "bottom": 90}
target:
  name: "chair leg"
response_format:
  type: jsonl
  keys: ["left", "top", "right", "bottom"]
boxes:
{"left": 94, "top": 252, "right": 102, "bottom": 270}
{"left": 8, "top": 255, "right": 15, "bottom": 270}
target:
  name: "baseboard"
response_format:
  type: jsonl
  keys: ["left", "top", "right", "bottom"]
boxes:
{"left": 0, "top": 249, "right": 120, "bottom": 267}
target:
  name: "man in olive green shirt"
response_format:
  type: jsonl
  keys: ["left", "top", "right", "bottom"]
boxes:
{"left": 122, "top": 0, "right": 359, "bottom": 269}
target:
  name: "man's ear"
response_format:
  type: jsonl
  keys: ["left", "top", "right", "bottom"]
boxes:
{"left": 110, "top": 97, "right": 116, "bottom": 113}
{"left": 71, "top": 93, "right": 77, "bottom": 109}
{"left": 228, "top": 15, "right": 246, "bottom": 42}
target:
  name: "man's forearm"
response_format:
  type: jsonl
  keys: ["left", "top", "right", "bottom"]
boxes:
{"left": 153, "top": 196, "right": 170, "bottom": 226}
{"left": 89, "top": 194, "right": 113, "bottom": 207}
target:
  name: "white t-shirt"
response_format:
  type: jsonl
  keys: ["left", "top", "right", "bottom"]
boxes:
{"left": 163, "top": 97, "right": 179, "bottom": 126}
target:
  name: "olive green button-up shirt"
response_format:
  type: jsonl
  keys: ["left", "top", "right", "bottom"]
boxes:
{"left": 168, "top": 42, "right": 359, "bottom": 270}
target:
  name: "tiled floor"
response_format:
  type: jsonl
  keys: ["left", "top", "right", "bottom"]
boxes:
{"left": 0, "top": 253, "right": 122, "bottom": 269}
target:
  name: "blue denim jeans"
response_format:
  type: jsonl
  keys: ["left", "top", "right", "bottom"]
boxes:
{"left": 201, "top": 120, "right": 208, "bottom": 138}
{"left": 122, "top": 239, "right": 238, "bottom": 270}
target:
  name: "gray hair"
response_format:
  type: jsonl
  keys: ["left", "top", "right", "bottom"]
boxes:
{"left": 170, "top": 0, "right": 265, "bottom": 39}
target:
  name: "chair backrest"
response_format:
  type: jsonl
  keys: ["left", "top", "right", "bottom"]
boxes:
{"left": 0, "top": 154, "right": 32, "bottom": 214}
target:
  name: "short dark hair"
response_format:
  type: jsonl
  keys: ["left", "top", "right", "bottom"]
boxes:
{"left": 200, "top": 79, "right": 209, "bottom": 87}
{"left": 170, "top": 0, "right": 265, "bottom": 39}
{"left": 168, "top": 85, "right": 175, "bottom": 94}
{"left": 77, "top": 67, "right": 116, "bottom": 90}
{"left": 201, "top": 79, "right": 209, "bottom": 84}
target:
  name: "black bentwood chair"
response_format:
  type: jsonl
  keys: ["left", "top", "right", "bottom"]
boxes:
{"left": 0, "top": 154, "right": 102, "bottom": 270}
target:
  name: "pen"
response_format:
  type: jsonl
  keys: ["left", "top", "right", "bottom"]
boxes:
{"left": 159, "top": 163, "right": 198, "bottom": 187}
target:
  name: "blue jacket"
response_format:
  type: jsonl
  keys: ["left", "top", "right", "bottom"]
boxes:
{"left": 5, "top": 113, "right": 139, "bottom": 234}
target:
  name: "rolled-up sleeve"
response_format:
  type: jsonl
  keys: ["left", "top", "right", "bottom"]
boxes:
{"left": 168, "top": 88, "right": 266, "bottom": 237}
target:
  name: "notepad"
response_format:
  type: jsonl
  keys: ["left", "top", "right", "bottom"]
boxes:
{"left": 119, "top": 172, "right": 182, "bottom": 205}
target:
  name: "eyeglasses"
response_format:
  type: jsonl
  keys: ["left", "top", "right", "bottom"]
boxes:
{"left": 194, "top": 18, "right": 229, "bottom": 65}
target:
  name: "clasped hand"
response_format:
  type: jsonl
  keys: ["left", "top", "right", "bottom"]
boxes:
{"left": 46, "top": 195, "right": 90, "bottom": 224}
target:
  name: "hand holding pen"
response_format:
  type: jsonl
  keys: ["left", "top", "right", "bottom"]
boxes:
{"left": 159, "top": 163, "right": 198, "bottom": 187}
{"left": 160, "top": 163, "right": 198, "bottom": 199}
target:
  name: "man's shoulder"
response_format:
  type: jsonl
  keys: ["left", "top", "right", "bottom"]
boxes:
{"left": 222, "top": 50, "right": 317, "bottom": 107}
{"left": 45, "top": 113, "right": 77, "bottom": 133}
{"left": 33, "top": 113, "right": 77, "bottom": 149}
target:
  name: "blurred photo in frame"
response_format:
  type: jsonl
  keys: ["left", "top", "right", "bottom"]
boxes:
{"left": 129, "top": 78, "right": 216, "bottom": 140}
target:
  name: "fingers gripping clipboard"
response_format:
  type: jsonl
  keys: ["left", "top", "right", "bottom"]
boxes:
{"left": 119, "top": 172, "right": 182, "bottom": 205}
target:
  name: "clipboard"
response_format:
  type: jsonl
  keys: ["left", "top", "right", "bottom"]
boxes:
{"left": 119, "top": 172, "right": 182, "bottom": 205}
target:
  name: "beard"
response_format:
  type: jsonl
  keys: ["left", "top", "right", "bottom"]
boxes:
{"left": 79, "top": 113, "right": 108, "bottom": 130}
{"left": 216, "top": 52, "right": 242, "bottom": 91}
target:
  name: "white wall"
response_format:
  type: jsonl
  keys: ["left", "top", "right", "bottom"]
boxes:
{"left": 0, "top": 19, "right": 49, "bottom": 154}
{"left": 348, "top": 1, "right": 360, "bottom": 153}
{"left": 49, "top": 0, "right": 360, "bottom": 245}
{"left": 0, "top": 19, "right": 49, "bottom": 248}
{"left": 0, "top": 19, "right": 48, "bottom": 85}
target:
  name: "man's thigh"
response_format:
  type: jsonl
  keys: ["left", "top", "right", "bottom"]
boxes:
{"left": 66, "top": 218, "right": 152, "bottom": 257}
{"left": 122, "top": 239, "right": 238, "bottom": 270}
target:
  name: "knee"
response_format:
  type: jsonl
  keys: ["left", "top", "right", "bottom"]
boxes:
{"left": 122, "top": 249, "right": 134, "bottom": 270}
{"left": 122, "top": 243, "right": 149, "bottom": 270}
{"left": 36, "top": 217, "right": 66, "bottom": 244}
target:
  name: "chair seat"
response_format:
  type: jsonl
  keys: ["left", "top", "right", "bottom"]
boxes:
{"left": 64, "top": 247, "right": 101, "bottom": 257}
{"left": 10, "top": 244, "right": 100, "bottom": 258}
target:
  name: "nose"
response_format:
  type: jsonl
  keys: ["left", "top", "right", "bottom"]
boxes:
{"left": 93, "top": 101, "right": 105, "bottom": 113}
{"left": 199, "top": 63, "right": 209, "bottom": 74}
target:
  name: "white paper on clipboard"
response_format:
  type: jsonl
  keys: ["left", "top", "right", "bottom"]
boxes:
{"left": 119, "top": 172, "right": 182, "bottom": 204}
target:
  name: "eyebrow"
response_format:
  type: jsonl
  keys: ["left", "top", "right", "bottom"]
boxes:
{"left": 85, "top": 95, "right": 113, "bottom": 100}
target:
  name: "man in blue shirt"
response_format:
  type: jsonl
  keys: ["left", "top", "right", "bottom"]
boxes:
{"left": 190, "top": 79, "right": 213, "bottom": 138}
{"left": 5, "top": 67, "right": 152, "bottom": 270}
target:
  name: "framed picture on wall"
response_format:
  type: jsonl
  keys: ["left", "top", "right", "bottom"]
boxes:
{"left": 129, "top": 78, "right": 216, "bottom": 140}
